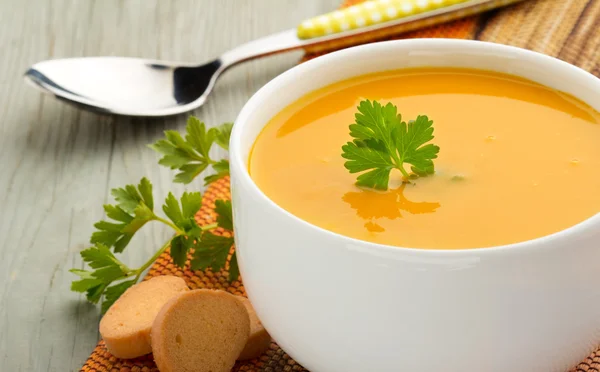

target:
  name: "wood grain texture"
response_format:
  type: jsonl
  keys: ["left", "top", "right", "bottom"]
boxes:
{"left": 0, "top": 1, "right": 338, "bottom": 371}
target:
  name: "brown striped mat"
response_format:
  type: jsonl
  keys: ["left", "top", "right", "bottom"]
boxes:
{"left": 81, "top": 0, "right": 600, "bottom": 371}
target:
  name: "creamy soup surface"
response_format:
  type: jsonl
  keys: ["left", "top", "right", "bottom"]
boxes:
{"left": 248, "top": 68, "right": 600, "bottom": 249}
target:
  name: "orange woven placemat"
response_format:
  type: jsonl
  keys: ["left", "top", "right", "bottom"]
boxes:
{"left": 81, "top": 1, "right": 600, "bottom": 371}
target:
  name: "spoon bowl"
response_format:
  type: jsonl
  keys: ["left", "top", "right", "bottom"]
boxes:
{"left": 25, "top": 57, "right": 223, "bottom": 116}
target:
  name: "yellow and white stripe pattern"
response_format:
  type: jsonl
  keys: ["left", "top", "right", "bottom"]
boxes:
{"left": 297, "top": 0, "right": 472, "bottom": 39}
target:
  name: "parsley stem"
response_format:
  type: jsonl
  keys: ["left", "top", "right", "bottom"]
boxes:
{"left": 154, "top": 216, "right": 185, "bottom": 234}
{"left": 397, "top": 165, "right": 410, "bottom": 179}
{"left": 133, "top": 238, "right": 172, "bottom": 282}
{"left": 128, "top": 221, "right": 217, "bottom": 284}
{"left": 201, "top": 222, "right": 218, "bottom": 231}
{"left": 129, "top": 219, "right": 219, "bottom": 282}
{"left": 130, "top": 222, "right": 218, "bottom": 280}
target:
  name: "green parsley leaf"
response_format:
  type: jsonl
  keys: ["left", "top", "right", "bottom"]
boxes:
{"left": 190, "top": 232, "right": 234, "bottom": 273}
{"left": 79, "top": 244, "right": 118, "bottom": 269}
{"left": 162, "top": 191, "right": 203, "bottom": 235}
{"left": 70, "top": 244, "right": 131, "bottom": 306}
{"left": 169, "top": 235, "right": 188, "bottom": 268}
{"left": 228, "top": 252, "right": 240, "bottom": 282}
{"left": 112, "top": 234, "right": 134, "bottom": 254}
{"left": 70, "top": 269, "right": 104, "bottom": 293}
{"left": 342, "top": 100, "right": 440, "bottom": 190}
{"left": 185, "top": 223, "right": 203, "bottom": 240}
{"left": 203, "top": 159, "right": 230, "bottom": 186}
{"left": 112, "top": 183, "right": 142, "bottom": 214}
{"left": 341, "top": 144, "right": 394, "bottom": 190}
{"left": 85, "top": 283, "right": 107, "bottom": 304}
{"left": 163, "top": 192, "right": 184, "bottom": 227}
{"left": 186, "top": 117, "right": 215, "bottom": 159}
{"left": 79, "top": 245, "right": 129, "bottom": 278}
{"left": 150, "top": 137, "right": 193, "bottom": 169}
{"left": 212, "top": 159, "right": 229, "bottom": 173}
{"left": 399, "top": 115, "right": 438, "bottom": 176}
{"left": 174, "top": 163, "right": 208, "bottom": 184}
{"left": 92, "top": 178, "right": 156, "bottom": 253}
{"left": 102, "top": 279, "right": 136, "bottom": 313}
{"left": 80, "top": 244, "right": 122, "bottom": 270}
{"left": 150, "top": 117, "right": 232, "bottom": 185}
{"left": 215, "top": 200, "right": 233, "bottom": 231}
{"left": 213, "top": 122, "right": 233, "bottom": 151}
{"left": 192, "top": 198, "right": 235, "bottom": 280}
{"left": 181, "top": 192, "right": 202, "bottom": 220}
{"left": 138, "top": 177, "right": 154, "bottom": 210}
{"left": 104, "top": 205, "right": 133, "bottom": 223}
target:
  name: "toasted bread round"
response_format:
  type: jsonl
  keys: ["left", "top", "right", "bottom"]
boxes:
{"left": 151, "top": 289, "right": 250, "bottom": 372}
{"left": 236, "top": 297, "right": 272, "bottom": 360}
{"left": 99, "top": 276, "right": 189, "bottom": 359}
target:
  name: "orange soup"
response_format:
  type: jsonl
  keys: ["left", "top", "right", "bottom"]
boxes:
{"left": 249, "top": 68, "right": 600, "bottom": 249}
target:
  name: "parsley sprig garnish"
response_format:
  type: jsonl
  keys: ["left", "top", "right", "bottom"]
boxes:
{"left": 71, "top": 119, "right": 235, "bottom": 313}
{"left": 342, "top": 100, "right": 440, "bottom": 190}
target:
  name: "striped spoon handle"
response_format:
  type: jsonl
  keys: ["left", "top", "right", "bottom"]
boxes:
{"left": 297, "top": 0, "right": 525, "bottom": 39}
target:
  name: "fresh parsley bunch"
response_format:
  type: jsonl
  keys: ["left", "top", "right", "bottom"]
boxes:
{"left": 71, "top": 118, "right": 236, "bottom": 313}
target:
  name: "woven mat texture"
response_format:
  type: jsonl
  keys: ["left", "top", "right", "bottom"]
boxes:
{"left": 81, "top": 0, "right": 600, "bottom": 371}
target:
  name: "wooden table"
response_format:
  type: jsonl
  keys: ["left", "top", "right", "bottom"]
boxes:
{"left": 0, "top": 1, "right": 338, "bottom": 370}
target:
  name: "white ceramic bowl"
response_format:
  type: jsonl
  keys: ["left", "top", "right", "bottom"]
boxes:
{"left": 229, "top": 39, "right": 600, "bottom": 372}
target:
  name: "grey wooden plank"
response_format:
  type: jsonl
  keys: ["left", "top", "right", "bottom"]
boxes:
{"left": 0, "top": 0, "right": 339, "bottom": 370}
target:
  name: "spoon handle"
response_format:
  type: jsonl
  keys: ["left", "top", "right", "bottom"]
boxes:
{"left": 220, "top": 0, "right": 525, "bottom": 69}
{"left": 298, "top": 0, "right": 475, "bottom": 39}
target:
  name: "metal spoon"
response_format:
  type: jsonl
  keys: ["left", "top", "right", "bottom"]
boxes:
{"left": 23, "top": 0, "right": 523, "bottom": 117}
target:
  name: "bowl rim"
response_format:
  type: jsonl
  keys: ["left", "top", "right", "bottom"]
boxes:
{"left": 230, "top": 38, "right": 600, "bottom": 256}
